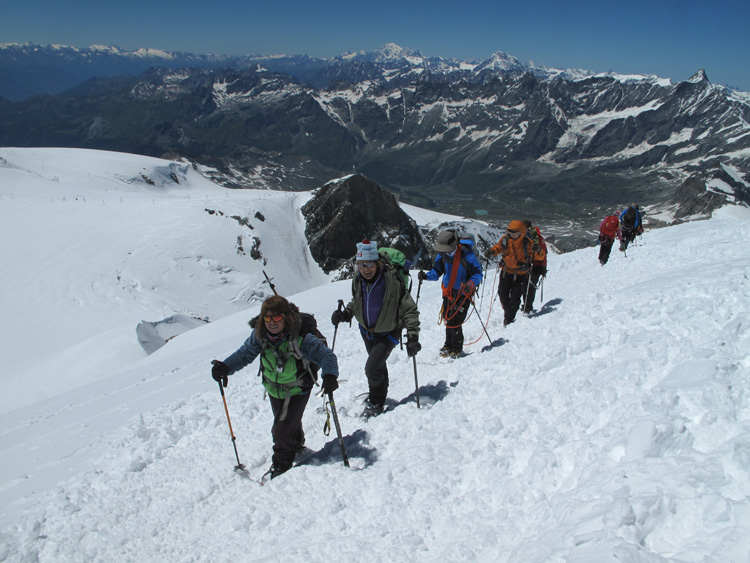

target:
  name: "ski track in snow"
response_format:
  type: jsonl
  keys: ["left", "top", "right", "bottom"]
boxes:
{"left": 1, "top": 149, "right": 749, "bottom": 562}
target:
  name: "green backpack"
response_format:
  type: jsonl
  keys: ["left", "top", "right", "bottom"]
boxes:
{"left": 378, "top": 247, "right": 412, "bottom": 292}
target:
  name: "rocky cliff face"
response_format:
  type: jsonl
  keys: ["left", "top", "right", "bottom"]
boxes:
{"left": 301, "top": 174, "right": 431, "bottom": 277}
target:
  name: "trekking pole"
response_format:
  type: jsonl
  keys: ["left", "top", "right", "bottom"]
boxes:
{"left": 217, "top": 380, "right": 246, "bottom": 472}
{"left": 469, "top": 298, "right": 494, "bottom": 346}
{"left": 523, "top": 270, "right": 533, "bottom": 312}
{"left": 479, "top": 257, "right": 489, "bottom": 310}
{"left": 412, "top": 356, "right": 421, "bottom": 409}
{"left": 325, "top": 392, "right": 350, "bottom": 467}
{"left": 540, "top": 276, "right": 544, "bottom": 303}
{"left": 416, "top": 278, "right": 423, "bottom": 306}
{"left": 331, "top": 299, "right": 344, "bottom": 352}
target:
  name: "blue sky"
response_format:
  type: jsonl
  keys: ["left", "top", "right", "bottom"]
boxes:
{"left": 2, "top": 0, "right": 749, "bottom": 91}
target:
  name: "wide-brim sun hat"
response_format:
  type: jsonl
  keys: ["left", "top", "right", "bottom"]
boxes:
{"left": 433, "top": 230, "right": 458, "bottom": 252}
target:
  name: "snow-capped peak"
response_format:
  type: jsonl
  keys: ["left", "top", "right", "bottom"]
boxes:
{"left": 375, "top": 42, "right": 421, "bottom": 60}
{"left": 477, "top": 50, "right": 527, "bottom": 72}
{"left": 688, "top": 68, "right": 710, "bottom": 83}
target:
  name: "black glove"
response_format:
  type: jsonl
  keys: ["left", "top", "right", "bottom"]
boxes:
{"left": 461, "top": 281, "right": 476, "bottom": 297}
{"left": 405, "top": 335, "right": 421, "bottom": 358}
{"left": 484, "top": 248, "right": 494, "bottom": 259}
{"left": 331, "top": 308, "right": 351, "bottom": 326}
{"left": 321, "top": 374, "right": 338, "bottom": 394}
{"left": 417, "top": 270, "right": 428, "bottom": 281}
{"left": 211, "top": 360, "right": 229, "bottom": 387}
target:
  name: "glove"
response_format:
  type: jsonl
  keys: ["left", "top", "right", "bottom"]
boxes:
{"left": 417, "top": 270, "right": 428, "bottom": 281}
{"left": 211, "top": 360, "right": 229, "bottom": 388}
{"left": 321, "top": 374, "right": 338, "bottom": 394}
{"left": 461, "top": 281, "right": 475, "bottom": 296}
{"left": 405, "top": 335, "right": 421, "bottom": 358}
{"left": 484, "top": 248, "right": 494, "bottom": 259}
{"left": 331, "top": 308, "right": 351, "bottom": 327}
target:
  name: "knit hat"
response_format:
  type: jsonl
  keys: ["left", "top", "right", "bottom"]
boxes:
{"left": 356, "top": 239, "right": 378, "bottom": 261}
{"left": 434, "top": 230, "right": 458, "bottom": 253}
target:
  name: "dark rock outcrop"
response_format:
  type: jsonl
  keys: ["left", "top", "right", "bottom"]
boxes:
{"left": 301, "top": 174, "right": 430, "bottom": 277}
{"left": 673, "top": 165, "right": 750, "bottom": 220}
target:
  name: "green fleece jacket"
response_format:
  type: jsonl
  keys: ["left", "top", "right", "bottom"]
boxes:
{"left": 345, "top": 263, "right": 420, "bottom": 337}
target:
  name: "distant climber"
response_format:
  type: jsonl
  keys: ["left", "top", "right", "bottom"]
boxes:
{"left": 619, "top": 204, "right": 643, "bottom": 252}
{"left": 598, "top": 213, "right": 621, "bottom": 265}
{"left": 521, "top": 220, "right": 547, "bottom": 313}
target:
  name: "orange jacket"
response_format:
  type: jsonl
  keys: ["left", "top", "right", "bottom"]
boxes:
{"left": 489, "top": 220, "right": 533, "bottom": 275}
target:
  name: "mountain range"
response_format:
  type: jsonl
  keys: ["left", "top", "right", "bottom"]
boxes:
{"left": 1, "top": 42, "right": 749, "bottom": 231}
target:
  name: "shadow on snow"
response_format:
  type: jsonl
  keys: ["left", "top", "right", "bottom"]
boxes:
{"left": 393, "top": 378, "right": 457, "bottom": 409}
{"left": 480, "top": 337, "right": 507, "bottom": 353}
{"left": 528, "top": 297, "right": 562, "bottom": 318}
{"left": 298, "top": 428, "right": 377, "bottom": 469}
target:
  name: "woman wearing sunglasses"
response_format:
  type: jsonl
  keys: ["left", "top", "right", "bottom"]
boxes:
{"left": 211, "top": 295, "right": 339, "bottom": 479}
{"left": 331, "top": 239, "right": 420, "bottom": 419}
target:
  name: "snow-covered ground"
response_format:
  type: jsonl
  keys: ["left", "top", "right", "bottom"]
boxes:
{"left": 1, "top": 149, "right": 749, "bottom": 562}
{"left": 0, "top": 148, "right": 330, "bottom": 412}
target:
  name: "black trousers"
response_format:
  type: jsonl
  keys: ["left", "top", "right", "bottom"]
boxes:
{"left": 499, "top": 272, "right": 528, "bottom": 324}
{"left": 268, "top": 392, "right": 310, "bottom": 466}
{"left": 361, "top": 332, "right": 397, "bottom": 405}
{"left": 620, "top": 228, "right": 635, "bottom": 250}
{"left": 523, "top": 265, "right": 546, "bottom": 312}
{"left": 442, "top": 294, "right": 470, "bottom": 353}
{"left": 599, "top": 237, "right": 614, "bottom": 263}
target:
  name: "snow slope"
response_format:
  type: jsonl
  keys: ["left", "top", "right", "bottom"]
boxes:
{"left": 1, "top": 149, "right": 749, "bottom": 562}
{"left": 0, "top": 148, "right": 329, "bottom": 412}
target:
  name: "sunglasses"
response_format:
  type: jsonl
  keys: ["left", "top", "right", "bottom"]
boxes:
{"left": 507, "top": 229, "right": 519, "bottom": 234}
{"left": 357, "top": 261, "right": 376, "bottom": 269}
{"left": 263, "top": 314, "right": 284, "bottom": 323}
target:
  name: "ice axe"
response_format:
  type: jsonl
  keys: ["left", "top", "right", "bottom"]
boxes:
{"left": 262, "top": 269, "right": 278, "bottom": 296}
{"left": 322, "top": 391, "right": 350, "bottom": 468}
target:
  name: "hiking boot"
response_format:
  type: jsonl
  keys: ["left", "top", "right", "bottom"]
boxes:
{"left": 449, "top": 351, "right": 462, "bottom": 359}
{"left": 295, "top": 437, "right": 306, "bottom": 454}
{"left": 439, "top": 346, "right": 451, "bottom": 358}
{"left": 265, "top": 461, "right": 293, "bottom": 480}
{"left": 503, "top": 318, "right": 514, "bottom": 327}
{"left": 361, "top": 398, "right": 385, "bottom": 419}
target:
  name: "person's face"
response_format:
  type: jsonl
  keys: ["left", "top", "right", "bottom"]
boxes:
{"left": 507, "top": 229, "right": 522, "bottom": 240}
{"left": 264, "top": 312, "right": 285, "bottom": 334}
{"left": 357, "top": 260, "right": 377, "bottom": 280}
